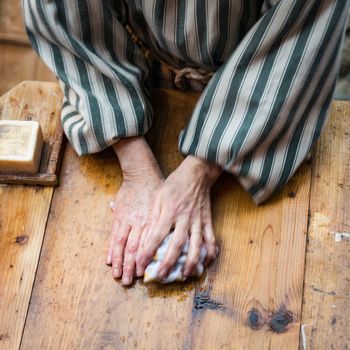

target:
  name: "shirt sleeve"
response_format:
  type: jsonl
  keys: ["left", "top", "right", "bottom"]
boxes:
{"left": 23, "top": 0, "right": 153, "bottom": 155}
{"left": 179, "top": 0, "right": 349, "bottom": 204}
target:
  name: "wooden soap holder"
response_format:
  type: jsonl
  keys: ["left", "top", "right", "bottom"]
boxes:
{"left": 0, "top": 81, "right": 66, "bottom": 186}
{"left": 0, "top": 122, "right": 65, "bottom": 186}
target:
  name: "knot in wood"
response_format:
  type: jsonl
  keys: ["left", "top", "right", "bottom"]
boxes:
{"left": 14, "top": 235, "right": 29, "bottom": 245}
{"left": 268, "top": 311, "right": 293, "bottom": 333}
{"left": 247, "top": 309, "right": 263, "bottom": 330}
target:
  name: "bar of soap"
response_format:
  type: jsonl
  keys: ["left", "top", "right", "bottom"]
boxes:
{"left": 0, "top": 120, "right": 44, "bottom": 174}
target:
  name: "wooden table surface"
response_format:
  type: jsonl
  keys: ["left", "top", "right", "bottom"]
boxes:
{"left": 0, "top": 82, "right": 349, "bottom": 350}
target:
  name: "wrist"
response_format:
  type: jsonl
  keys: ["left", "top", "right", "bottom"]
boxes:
{"left": 184, "top": 155, "right": 222, "bottom": 186}
{"left": 112, "top": 137, "right": 162, "bottom": 179}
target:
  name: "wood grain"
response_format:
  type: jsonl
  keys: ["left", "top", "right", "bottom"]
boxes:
{"left": 187, "top": 164, "right": 311, "bottom": 349}
{"left": 20, "top": 90, "right": 200, "bottom": 350}
{"left": 0, "top": 82, "right": 66, "bottom": 186}
{"left": 0, "top": 84, "right": 56, "bottom": 350}
{"left": 21, "top": 89, "right": 312, "bottom": 349}
{"left": 301, "top": 102, "right": 350, "bottom": 350}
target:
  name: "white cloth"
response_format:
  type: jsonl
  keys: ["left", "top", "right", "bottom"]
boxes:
{"left": 144, "top": 233, "right": 206, "bottom": 284}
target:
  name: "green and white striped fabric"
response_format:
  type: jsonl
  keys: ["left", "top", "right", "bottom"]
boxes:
{"left": 23, "top": 0, "right": 349, "bottom": 204}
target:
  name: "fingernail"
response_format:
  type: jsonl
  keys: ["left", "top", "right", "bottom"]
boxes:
{"left": 122, "top": 276, "right": 131, "bottom": 285}
{"left": 136, "top": 268, "right": 143, "bottom": 277}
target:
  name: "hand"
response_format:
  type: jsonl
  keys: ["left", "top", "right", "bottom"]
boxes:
{"left": 136, "top": 156, "right": 221, "bottom": 279}
{"left": 106, "top": 137, "right": 163, "bottom": 285}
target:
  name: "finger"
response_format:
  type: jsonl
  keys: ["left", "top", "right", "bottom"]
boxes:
{"left": 106, "top": 217, "right": 120, "bottom": 265}
{"left": 141, "top": 196, "right": 161, "bottom": 247}
{"left": 157, "top": 218, "right": 189, "bottom": 279}
{"left": 139, "top": 224, "right": 149, "bottom": 250}
{"left": 122, "top": 227, "right": 142, "bottom": 285}
{"left": 112, "top": 222, "right": 131, "bottom": 278}
{"left": 136, "top": 211, "right": 173, "bottom": 276}
{"left": 183, "top": 224, "right": 203, "bottom": 277}
{"left": 203, "top": 221, "right": 216, "bottom": 267}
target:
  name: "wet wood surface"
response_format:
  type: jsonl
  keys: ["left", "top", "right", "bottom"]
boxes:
{"left": 0, "top": 82, "right": 349, "bottom": 350}
{"left": 300, "top": 102, "right": 350, "bottom": 350}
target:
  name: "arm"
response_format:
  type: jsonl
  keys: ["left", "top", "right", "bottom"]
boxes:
{"left": 135, "top": 0, "right": 349, "bottom": 280}
{"left": 23, "top": 0, "right": 162, "bottom": 285}
{"left": 179, "top": 0, "right": 349, "bottom": 204}
{"left": 23, "top": 0, "right": 153, "bottom": 155}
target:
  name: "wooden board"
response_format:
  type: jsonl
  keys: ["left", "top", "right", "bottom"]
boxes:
{"left": 0, "top": 82, "right": 65, "bottom": 186}
{"left": 0, "top": 187, "right": 53, "bottom": 350}
{"left": 0, "top": 43, "right": 55, "bottom": 97}
{"left": 0, "top": 0, "right": 29, "bottom": 45}
{"left": 21, "top": 88, "right": 312, "bottom": 349}
{"left": 0, "top": 83, "right": 60, "bottom": 350}
{"left": 300, "top": 102, "right": 350, "bottom": 349}
{"left": 20, "top": 90, "right": 200, "bottom": 350}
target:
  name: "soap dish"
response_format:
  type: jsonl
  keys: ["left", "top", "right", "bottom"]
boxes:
{"left": 0, "top": 81, "right": 66, "bottom": 186}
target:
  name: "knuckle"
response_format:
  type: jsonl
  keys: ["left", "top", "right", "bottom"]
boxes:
{"left": 115, "top": 235, "right": 126, "bottom": 244}
{"left": 123, "top": 265, "right": 134, "bottom": 274}
{"left": 126, "top": 241, "right": 138, "bottom": 253}
{"left": 173, "top": 240, "right": 183, "bottom": 251}
{"left": 111, "top": 232, "right": 118, "bottom": 240}
{"left": 206, "top": 236, "right": 216, "bottom": 247}
{"left": 113, "top": 257, "right": 122, "bottom": 266}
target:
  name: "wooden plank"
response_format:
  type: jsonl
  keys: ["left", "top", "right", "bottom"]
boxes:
{"left": 0, "top": 44, "right": 55, "bottom": 96}
{"left": 300, "top": 101, "right": 350, "bottom": 350}
{"left": 0, "top": 0, "right": 29, "bottom": 45}
{"left": 0, "top": 82, "right": 66, "bottom": 186}
{"left": 21, "top": 88, "right": 312, "bottom": 349}
{"left": 0, "top": 82, "right": 61, "bottom": 350}
{"left": 20, "top": 90, "right": 200, "bottom": 350}
{"left": 188, "top": 166, "right": 311, "bottom": 349}
{"left": 0, "top": 187, "right": 52, "bottom": 350}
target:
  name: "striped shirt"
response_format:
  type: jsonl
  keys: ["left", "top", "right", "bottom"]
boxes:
{"left": 23, "top": 0, "right": 349, "bottom": 203}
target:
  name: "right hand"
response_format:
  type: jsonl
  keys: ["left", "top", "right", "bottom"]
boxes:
{"left": 106, "top": 137, "right": 163, "bottom": 285}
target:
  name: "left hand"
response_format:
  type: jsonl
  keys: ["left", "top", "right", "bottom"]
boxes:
{"left": 136, "top": 156, "right": 222, "bottom": 279}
